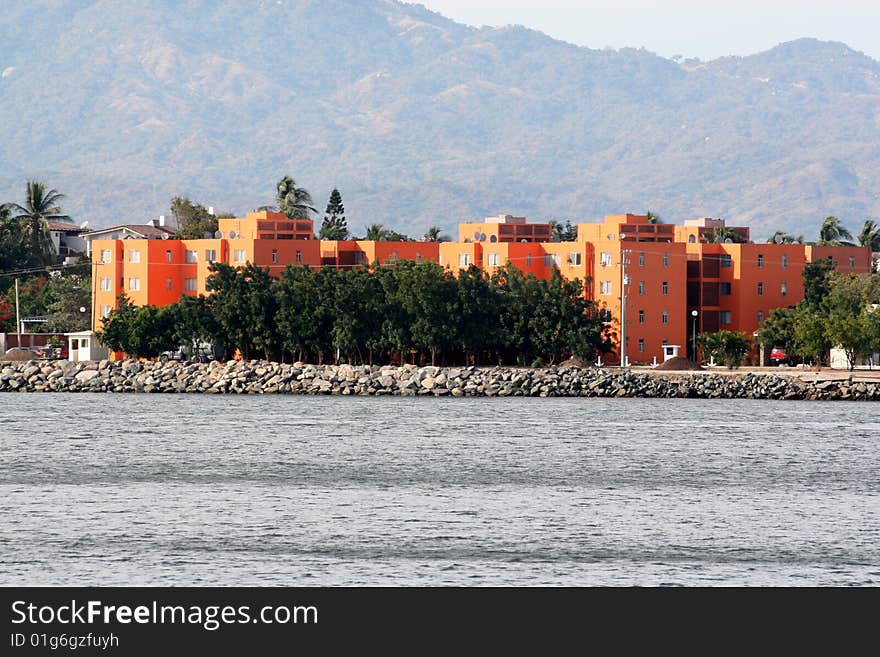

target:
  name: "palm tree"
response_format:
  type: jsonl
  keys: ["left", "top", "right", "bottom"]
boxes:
{"left": 646, "top": 211, "right": 662, "bottom": 224}
{"left": 857, "top": 219, "right": 880, "bottom": 252}
{"left": 422, "top": 226, "right": 449, "bottom": 242}
{"left": 364, "top": 223, "right": 387, "bottom": 241}
{"left": 8, "top": 181, "right": 70, "bottom": 264}
{"left": 818, "top": 216, "right": 853, "bottom": 246}
{"left": 705, "top": 226, "right": 746, "bottom": 244}
{"left": 276, "top": 176, "right": 315, "bottom": 220}
{"left": 767, "top": 230, "right": 805, "bottom": 244}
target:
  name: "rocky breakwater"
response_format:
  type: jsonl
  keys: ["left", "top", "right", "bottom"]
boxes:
{"left": 1, "top": 359, "right": 879, "bottom": 400}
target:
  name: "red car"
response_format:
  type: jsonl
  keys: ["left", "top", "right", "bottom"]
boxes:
{"left": 770, "top": 346, "right": 788, "bottom": 364}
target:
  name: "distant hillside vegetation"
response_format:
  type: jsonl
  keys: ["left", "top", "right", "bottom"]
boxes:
{"left": 1, "top": 0, "right": 878, "bottom": 239}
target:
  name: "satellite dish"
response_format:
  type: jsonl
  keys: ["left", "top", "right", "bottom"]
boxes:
{"left": 79, "top": 221, "right": 90, "bottom": 230}
{"left": 161, "top": 233, "right": 170, "bottom": 240}
{"left": 214, "top": 230, "right": 222, "bottom": 239}
{"left": 479, "top": 233, "right": 486, "bottom": 242}
{"left": 607, "top": 234, "right": 615, "bottom": 240}
{"left": 203, "top": 231, "right": 212, "bottom": 239}
{"left": 520, "top": 238, "right": 528, "bottom": 243}
{"left": 489, "top": 235, "right": 497, "bottom": 243}
{"left": 474, "top": 231, "right": 481, "bottom": 240}
{"left": 551, "top": 235, "right": 560, "bottom": 243}
{"left": 229, "top": 230, "right": 237, "bottom": 239}
{"left": 723, "top": 238, "right": 733, "bottom": 244}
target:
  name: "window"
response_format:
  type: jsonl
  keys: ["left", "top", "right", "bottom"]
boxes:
{"left": 128, "top": 249, "right": 140, "bottom": 263}
{"left": 459, "top": 253, "right": 470, "bottom": 267}
{"left": 757, "top": 254, "right": 764, "bottom": 268}
{"left": 638, "top": 281, "right": 645, "bottom": 296}
{"left": 638, "top": 339, "right": 645, "bottom": 353}
{"left": 720, "top": 254, "right": 732, "bottom": 268}
{"left": 757, "top": 311, "right": 764, "bottom": 324}
{"left": 569, "top": 252, "right": 581, "bottom": 266}
{"left": 296, "top": 250, "right": 302, "bottom": 264}
{"left": 721, "top": 311, "right": 732, "bottom": 325}
{"left": 781, "top": 255, "right": 788, "bottom": 269}
{"left": 165, "top": 278, "right": 173, "bottom": 291}
{"left": 638, "top": 310, "right": 645, "bottom": 324}
{"left": 661, "top": 310, "right": 669, "bottom": 324}
{"left": 100, "top": 249, "right": 112, "bottom": 263}
{"left": 205, "top": 249, "right": 217, "bottom": 262}
{"left": 390, "top": 252, "right": 399, "bottom": 263}
{"left": 720, "top": 282, "right": 732, "bottom": 295}
{"left": 781, "top": 282, "right": 787, "bottom": 296}
{"left": 185, "top": 250, "right": 198, "bottom": 263}
{"left": 416, "top": 252, "right": 423, "bottom": 262}
{"left": 128, "top": 277, "right": 140, "bottom": 291}
{"left": 81, "top": 339, "right": 89, "bottom": 348}
{"left": 184, "top": 278, "right": 197, "bottom": 292}
{"left": 544, "top": 253, "right": 561, "bottom": 267}
{"left": 757, "top": 282, "right": 764, "bottom": 296}
{"left": 100, "top": 305, "right": 111, "bottom": 318}
{"left": 639, "top": 252, "right": 646, "bottom": 267}
{"left": 271, "top": 249, "right": 278, "bottom": 264}
{"left": 234, "top": 249, "right": 246, "bottom": 263}
{"left": 100, "top": 277, "right": 111, "bottom": 291}
{"left": 600, "top": 252, "right": 613, "bottom": 266}
{"left": 526, "top": 254, "right": 532, "bottom": 267}
{"left": 600, "top": 281, "right": 612, "bottom": 295}
{"left": 166, "top": 250, "right": 173, "bottom": 263}
{"left": 488, "top": 253, "right": 499, "bottom": 266}
{"left": 849, "top": 256, "right": 856, "bottom": 269}
{"left": 662, "top": 252, "right": 669, "bottom": 267}
{"left": 662, "top": 281, "right": 668, "bottom": 295}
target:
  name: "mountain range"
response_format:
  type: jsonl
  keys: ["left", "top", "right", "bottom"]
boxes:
{"left": 1, "top": 0, "right": 879, "bottom": 240}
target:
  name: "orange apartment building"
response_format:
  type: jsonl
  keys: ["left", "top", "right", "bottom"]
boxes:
{"left": 91, "top": 210, "right": 873, "bottom": 366}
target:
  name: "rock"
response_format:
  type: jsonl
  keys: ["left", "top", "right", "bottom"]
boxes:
{"left": 75, "top": 370, "right": 101, "bottom": 383}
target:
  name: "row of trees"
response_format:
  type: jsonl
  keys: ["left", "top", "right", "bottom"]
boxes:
{"left": 758, "top": 260, "right": 880, "bottom": 369}
{"left": 99, "top": 261, "right": 614, "bottom": 366}
{"left": 766, "top": 216, "right": 880, "bottom": 250}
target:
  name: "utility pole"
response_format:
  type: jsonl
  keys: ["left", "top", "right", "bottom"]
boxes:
{"left": 619, "top": 234, "right": 631, "bottom": 367}
{"left": 14, "top": 277, "right": 21, "bottom": 350}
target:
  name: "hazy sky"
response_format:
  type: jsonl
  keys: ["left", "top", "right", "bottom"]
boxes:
{"left": 419, "top": 0, "right": 880, "bottom": 61}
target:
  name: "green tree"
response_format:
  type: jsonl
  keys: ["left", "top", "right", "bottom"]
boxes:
{"left": 802, "top": 258, "right": 835, "bottom": 307}
{"left": 277, "top": 265, "right": 324, "bottom": 362}
{"left": 422, "top": 226, "right": 450, "bottom": 242}
{"left": 97, "top": 293, "right": 176, "bottom": 358}
{"left": 792, "top": 306, "right": 832, "bottom": 366}
{"left": 318, "top": 188, "right": 349, "bottom": 240}
{"left": 454, "top": 265, "right": 502, "bottom": 365}
{"left": 173, "top": 294, "right": 222, "bottom": 359}
{"left": 43, "top": 274, "right": 91, "bottom": 333}
{"left": 7, "top": 181, "right": 71, "bottom": 265}
{"left": 276, "top": 176, "right": 315, "bottom": 220}
{"left": 704, "top": 226, "right": 747, "bottom": 244}
{"left": 549, "top": 220, "right": 577, "bottom": 242}
{"left": 818, "top": 216, "right": 853, "bottom": 246}
{"left": 0, "top": 203, "right": 31, "bottom": 276}
{"left": 756, "top": 306, "right": 797, "bottom": 351}
{"left": 393, "top": 260, "right": 458, "bottom": 366}
{"left": 383, "top": 229, "right": 411, "bottom": 242}
{"left": 646, "top": 211, "right": 662, "bottom": 225}
{"left": 767, "top": 231, "right": 803, "bottom": 244}
{"left": 171, "top": 197, "right": 218, "bottom": 239}
{"left": 364, "top": 223, "right": 387, "bottom": 241}
{"left": 857, "top": 219, "right": 880, "bottom": 252}
{"left": 697, "top": 330, "right": 751, "bottom": 369}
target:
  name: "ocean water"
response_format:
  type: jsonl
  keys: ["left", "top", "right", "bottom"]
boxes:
{"left": 0, "top": 394, "right": 877, "bottom": 586}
